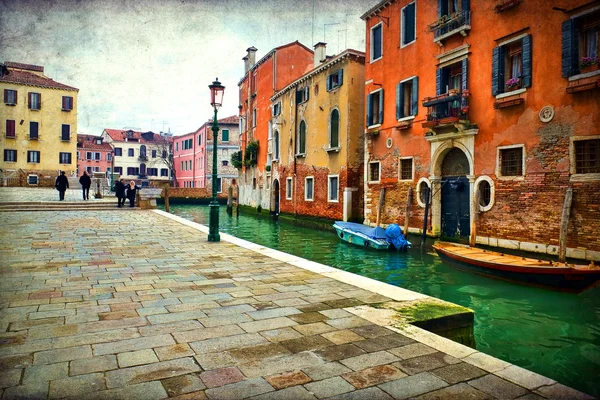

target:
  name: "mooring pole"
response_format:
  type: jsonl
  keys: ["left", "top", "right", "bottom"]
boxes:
{"left": 404, "top": 187, "right": 412, "bottom": 236}
{"left": 558, "top": 187, "right": 573, "bottom": 263}
{"left": 470, "top": 189, "right": 480, "bottom": 247}
{"left": 422, "top": 186, "right": 431, "bottom": 246}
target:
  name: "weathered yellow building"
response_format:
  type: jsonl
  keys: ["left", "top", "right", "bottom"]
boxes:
{"left": 270, "top": 45, "right": 365, "bottom": 221}
{"left": 1, "top": 62, "right": 78, "bottom": 186}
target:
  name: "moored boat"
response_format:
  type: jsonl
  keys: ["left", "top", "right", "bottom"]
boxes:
{"left": 333, "top": 222, "right": 411, "bottom": 251}
{"left": 433, "top": 241, "right": 600, "bottom": 292}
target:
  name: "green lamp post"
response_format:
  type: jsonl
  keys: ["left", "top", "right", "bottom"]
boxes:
{"left": 208, "top": 78, "right": 225, "bottom": 242}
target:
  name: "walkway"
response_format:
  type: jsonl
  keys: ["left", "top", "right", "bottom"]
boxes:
{"left": 0, "top": 187, "right": 116, "bottom": 203}
{"left": 0, "top": 188, "right": 594, "bottom": 399}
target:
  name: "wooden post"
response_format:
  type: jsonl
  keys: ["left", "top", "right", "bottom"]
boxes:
{"left": 422, "top": 186, "right": 431, "bottom": 245}
{"left": 164, "top": 187, "right": 170, "bottom": 213}
{"left": 403, "top": 187, "right": 412, "bottom": 236}
{"left": 558, "top": 187, "right": 573, "bottom": 263}
{"left": 470, "top": 189, "right": 480, "bottom": 247}
{"left": 376, "top": 188, "right": 385, "bottom": 227}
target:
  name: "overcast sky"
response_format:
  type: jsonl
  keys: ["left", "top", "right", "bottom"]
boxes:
{"left": 1, "top": 0, "right": 372, "bottom": 136}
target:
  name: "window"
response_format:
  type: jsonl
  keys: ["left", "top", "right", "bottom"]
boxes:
{"left": 297, "top": 120, "right": 306, "bottom": 155}
{"left": 253, "top": 108, "right": 257, "bottom": 127}
{"left": 399, "top": 158, "right": 413, "bottom": 180}
{"left": 4, "top": 89, "right": 17, "bottom": 105}
{"left": 371, "top": 23, "right": 383, "bottom": 61}
{"left": 274, "top": 131, "right": 280, "bottom": 160}
{"left": 574, "top": 138, "right": 600, "bottom": 174}
{"left": 94, "top": 152, "right": 101, "bottom": 160}
{"left": 140, "top": 163, "right": 146, "bottom": 176}
{"left": 161, "top": 168, "right": 169, "bottom": 177}
{"left": 5, "top": 120, "right": 16, "bottom": 138}
{"left": 498, "top": 146, "right": 524, "bottom": 177}
{"left": 4, "top": 149, "right": 17, "bottom": 162}
{"left": 28, "top": 92, "right": 41, "bottom": 110}
{"left": 107, "top": 153, "right": 112, "bottom": 161}
{"left": 328, "top": 175, "right": 339, "bottom": 202}
{"left": 127, "top": 167, "right": 140, "bottom": 175}
{"left": 86, "top": 166, "right": 93, "bottom": 173}
{"left": 29, "top": 122, "right": 39, "bottom": 140}
{"left": 296, "top": 87, "right": 309, "bottom": 104}
{"left": 222, "top": 160, "right": 228, "bottom": 166}
{"left": 492, "top": 35, "right": 532, "bottom": 95}
{"left": 286, "top": 177, "right": 293, "bottom": 199}
{"left": 140, "top": 145, "right": 147, "bottom": 157}
{"left": 180, "top": 161, "right": 184, "bottom": 170}
{"left": 151, "top": 150, "right": 156, "bottom": 158}
{"left": 162, "top": 150, "right": 167, "bottom": 158}
{"left": 198, "top": 134, "right": 202, "bottom": 145}
{"left": 326, "top": 70, "right": 343, "bottom": 91}
{"left": 329, "top": 109, "right": 340, "bottom": 148}
{"left": 114, "top": 167, "right": 123, "bottom": 175}
{"left": 396, "top": 77, "right": 419, "bottom": 119}
{"left": 367, "top": 89, "right": 384, "bottom": 127}
{"left": 216, "top": 178, "right": 222, "bottom": 193}
{"left": 417, "top": 179, "right": 431, "bottom": 207}
{"left": 113, "top": 148, "right": 121, "bottom": 156}
{"left": 62, "top": 96, "right": 73, "bottom": 111}
{"left": 146, "top": 168, "right": 157, "bottom": 176}
{"left": 222, "top": 129, "right": 229, "bottom": 142}
{"left": 305, "top": 177, "right": 314, "bottom": 201}
{"left": 176, "top": 142, "right": 179, "bottom": 151}
{"left": 562, "top": 10, "right": 600, "bottom": 77}
{"left": 59, "top": 152, "right": 72, "bottom": 164}
{"left": 27, "top": 150, "right": 40, "bottom": 163}
{"left": 273, "top": 102, "right": 281, "bottom": 116}
{"left": 28, "top": 175, "right": 38, "bottom": 185}
{"left": 128, "top": 148, "right": 134, "bottom": 157}
{"left": 369, "top": 161, "right": 381, "bottom": 182}
{"left": 401, "top": 2, "right": 416, "bottom": 46}
{"left": 61, "top": 124, "right": 70, "bottom": 141}
{"left": 86, "top": 152, "right": 92, "bottom": 160}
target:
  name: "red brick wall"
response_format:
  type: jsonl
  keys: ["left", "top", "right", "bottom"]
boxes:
{"left": 163, "top": 187, "right": 228, "bottom": 200}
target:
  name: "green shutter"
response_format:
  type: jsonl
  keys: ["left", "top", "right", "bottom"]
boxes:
{"left": 367, "top": 93, "right": 373, "bottom": 127}
{"left": 522, "top": 35, "right": 532, "bottom": 88}
{"left": 378, "top": 90, "right": 384, "bottom": 125}
{"left": 411, "top": 77, "right": 419, "bottom": 116}
{"left": 396, "top": 82, "right": 402, "bottom": 119}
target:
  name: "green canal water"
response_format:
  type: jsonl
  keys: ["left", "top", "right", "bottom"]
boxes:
{"left": 167, "top": 205, "right": 600, "bottom": 397}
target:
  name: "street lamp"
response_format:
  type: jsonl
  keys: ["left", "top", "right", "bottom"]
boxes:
{"left": 208, "top": 78, "right": 225, "bottom": 242}
{"left": 110, "top": 150, "right": 115, "bottom": 192}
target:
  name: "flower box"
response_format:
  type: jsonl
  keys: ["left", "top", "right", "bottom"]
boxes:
{"left": 422, "top": 120, "right": 439, "bottom": 128}
{"left": 494, "top": 0, "right": 522, "bottom": 13}
{"left": 439, "top": 116, "right": 459, "bottom": 124}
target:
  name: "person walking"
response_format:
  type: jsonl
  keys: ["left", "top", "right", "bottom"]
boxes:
{"left": 79, "top": 171, "right": 92, "bottom": 200}
{"left": 114, "top": 179, "right": 126, "bottom": 208}
{"left": 125, "top": 180, "right": 140, "bottom": 208}
{"left": 55, "top": 171, "right": 69, "bottom": 201}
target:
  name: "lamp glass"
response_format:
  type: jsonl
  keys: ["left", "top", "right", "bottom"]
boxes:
{"left": 209, "top": 78, "right": 225, "bottom": 109}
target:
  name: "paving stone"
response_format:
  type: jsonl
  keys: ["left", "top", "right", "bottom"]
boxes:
{"left": 93, "top": 333, "right": 175, "bottom": 355}
{"left": 315, "top": 344, "right": 367, "bottom": 362}
{"left": 81, "top": 317, "right": 148, "bottom": 333}
{"left": 394, "top": 352, "right": 461, "bottom": 375}
{"left": 0, "top": 354, "right": 33, "bottom": 370}
{"left": 325, "top": 386, "right": 394, "bottom": 400}
{"left": 3, "top": 381, "right": 49, "bottom": 400}
{"left": 155, "top": 343, "right": 195, "bottom": 361}
{"left": 189, "top": 333, "right": 268, "bottom": 353}
{"left": 495, "top": 365, "right": 556, "bottom": 390}
{"left": 350, "top": 325, "right": 394, "bottom": 339}
{"left": 326, "top": 317, "right": 372, "bottom": 330}
{"left": 279, "top": 335, "right": 333, "bottom": 353}
{"left": 379, "top": 371, "right": 449, "bottom": 399}
{"left": 413, "top": 382, "right": 491, "bottom": 400}
{"left": 70, "top": 355, "right": 118, "bottom": 375}
{"left": 199, "top": 314, "right": 253, "bottom": 327}
{"left": 200, "top": 366, "right": 245, "bottom": 388}
{"left": 117, "top": 348, "right": 159, "bottom": 367}
{"left": 139, "top": 320, "right": 203, "bottom": 337}
{"left": 535, "top": 383, "right": 595, "bottom": 400}
{"left": 0, "top": 339, "right": 53, "bottom": 357}
{"left": 52, "top": 328, "right": 141, "bottom": 349}
{"left": 48, "top": 372, "right": 106, "bottom": 398}
{"left": 239, "top": 317, "right": 298, "bottom": 333}
{"left": 137, "top": 306, "right": 169, "bottom": 316}
{"left": 34, "top": 344, "right": 92, "bottom": 365}
{"left": 318, "top": 309, "right": 352, "bottom": 319}
{"left": 204, "top": 377, "right": 274, "bottom": 400}
{"left": 239, "top": 351, "right": 324, "bottom": 378}
{"left": 194, "top": 352, "right": 236, "bottom": 371}
{"left": 265, "top": 370, "right": 312, "bottom": 389}
{"left": 297, "top": 303, "right": 330, "bottom": 312}
{"left": 162, "top": 374, "right": 206, "bottom": 396}
{"left": 302, "top": 361, "right": 352, "bottom": 381}
{"left": 353, "top": 334, "right": 414, "bottom": 352}
{"left": 259, "top": 327, "right": 304, "bottom": 343}
{"left": 168, "top": 390, "right": 208, "bottom": 400}
{"left": 320, "top": 329, "right": 364, "bottom": 345}
{"left": 342, "top": 364, "right": 407, "bottom": 389}
{"left": 247, "top": 307, "right": 302, "bottom": 320}
{"left": 77, "top": 381, "right": 168, "bottom": 400}
{"left": 22, "top": 362, "right": 68, "bottom": 384}
{"left": 105, "top": 357, "right": 200, "bottom": 389}
{"left": 0, "top": 367, "right": 22, "bottom": 388}
{"left": 228, "top": 343, "right": 291, "bottom": 363}
{"left": 388, "top": 343, "right": 438, "bottom": 360}
{"left": 430, "top": 362, "right": 487, "bottom": 384}
{"left": 147, "top": 310, "right": 207, "bottom": 324}
{"left": 304, "top": 376, "right": 355, "bottom": 399}
{"left": 339, "top": 350, "right": 399, "bottom": 371}
{"left": 468, "top": 374, "right": 529, "bottom": 399}
{"left": 249, "top": 385, "right": 317, "bottom": 400}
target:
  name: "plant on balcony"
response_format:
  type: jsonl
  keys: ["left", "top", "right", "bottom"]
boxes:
{"left": 243, "top": 140, "right": 259, "bottom": 167}
{"left": 231, "top": 150, "right": 243, "bottom": 169}
{"left": 265, "top": 165, "right": 271, "bottom": 172}
{"left": 579, "top": 56, "right": 599, "bottom": 70}
{"left": 505, "top": 78, "right": 521, "bottom": 90}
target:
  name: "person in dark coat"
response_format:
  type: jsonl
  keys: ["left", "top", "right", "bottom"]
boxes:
{"left": 114, "top": 179, "right": 126, "bottom": 208}
{"left": 125, "top": 180, "right": 140, "bottom": 208}
{"left": 55, "top": 171, "right": 69, "bottom": 201}
{"left": 79, "top": 171, "right": 92, "bottom": 200}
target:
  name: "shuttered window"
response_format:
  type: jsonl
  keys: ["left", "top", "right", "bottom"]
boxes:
{"left": 367, "top": 89, "right": 384, "bottom": 127}
{"left": 29, "top": 122, "right": 39, "bottom": 140}
{"left": 59, "top": 152, "right": 72, "bottom": 164}
{"left": 396, "top": 77, "right": 419, "bottom": 119}
{"left": 4, "top": 89, "right": 17, "bottom": 105}
{"left": 492, "top": 35, "right": 532, "bottom": 95}
{"left": 6, "top": 120, "right": 16, "bottom": 138}
{"left": 562, "top": 11, "right": 600, "bottom": 77}
{"left": 28, "top": 92, "right": 41, "bottom": 110}
{"left": 371, "top": 23, "right": 383, "bottom": 61}
{"left": 298, "top": 120, "right": 307, "bottom": 155}
{"left": 330, "top": 109, "right": 340, "bottom": 148}
{"left": 222, "top": 129, "right": 229, "bottom": 142}
{"left": 296, "top": 87, "right": 309, "bottom": 104}
{"left": 326, "top": 69, "right": 343, "bottom": 91}
{"left": 61, "top": 124, "right": 70, "bottom": 141}
{"left": 402, "top": 2, "right": 416, "bottom": 46}
{"left": 62, "top": 96, "right": 73, "bottom": 111}
{"left": 4, "top": 149, "right": 17, "bottom": 162}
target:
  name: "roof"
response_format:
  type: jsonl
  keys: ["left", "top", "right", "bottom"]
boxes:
{"left": 77, "top": 134, "right": 113, "bottom": 151}
{"left": 1, "top": 61, "right": 79, "bottom": 91}
{"left": 361, "top": 0, "right": 396, "bottom": 20}
{"left": 271, "top": 49, "right": 365, "bottom": 101}
{"left": 103, "top": 129, "right": 170, "bottom": 145}
{"left": 216, "top": 115, "right": 240, "bottom": 125}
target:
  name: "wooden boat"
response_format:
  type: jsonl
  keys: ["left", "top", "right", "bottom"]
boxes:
{"left": 433, "top": 242, "right": 600, "bottom": 292}
{"left": 333, "top": 222, "right": 391, "bottom": 250}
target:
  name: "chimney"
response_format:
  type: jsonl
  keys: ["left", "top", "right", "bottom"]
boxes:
{"left": 247, "top": 46, "right": 258, "bottom": 70}
{"left": 243, "top": 56, "right": 249, "bottom": 74}
{"left": 313, "top": 42, "right": 327, "bottom": 67}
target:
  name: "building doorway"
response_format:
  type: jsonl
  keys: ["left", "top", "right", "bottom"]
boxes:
{"left": 440, "top": 147, "right": 470, "bottom": 240}
{"left": 272, "top": 179, "right": 280, "bottom": 215}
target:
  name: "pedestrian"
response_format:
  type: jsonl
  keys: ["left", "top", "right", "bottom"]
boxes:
{"left": 114, "top": 179, "right": 126, "bottom": 208}
{"left": 55, "top": 171, "right": 69, "bottom": 201}
{"left": 79, "top": 171, "right": 92, "bottom": 200}
{"left": 125, "top": 180, "right": 140, "bottom": 208}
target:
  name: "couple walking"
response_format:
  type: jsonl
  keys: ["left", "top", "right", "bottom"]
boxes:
{"left": 56, "top": 171, "right": 93, "bottom": 201}
{"left": 114, "top": 179, "right": 140, "bottom": 208}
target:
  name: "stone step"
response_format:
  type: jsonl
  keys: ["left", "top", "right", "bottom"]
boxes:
{"left": 0, "top": 206, "right": 138, "bottom": 212}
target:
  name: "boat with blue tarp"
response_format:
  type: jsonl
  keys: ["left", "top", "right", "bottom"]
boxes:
{"left": 333, "top": 222, "right": 411, "bottom": 251}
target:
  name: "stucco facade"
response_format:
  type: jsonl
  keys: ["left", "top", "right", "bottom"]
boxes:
{"left": 76, "top": 134, "right": 112, "bottom": 177}
{"left": 362, "top": 0, "right": 600, "bottom": 260}
{"left": 271, "top": 46, "right": 366, "bottom": 221}
{"left": 1, "top": 62, "right": 78, "bottom": 185}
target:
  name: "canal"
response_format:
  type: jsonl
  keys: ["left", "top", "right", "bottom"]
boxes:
{"left": 166, "top": 204, "right": 600, "bottom": 397}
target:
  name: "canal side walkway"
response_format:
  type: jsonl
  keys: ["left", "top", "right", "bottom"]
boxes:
{"left": 0, "top": 191, "right": 594, "bottom": 399}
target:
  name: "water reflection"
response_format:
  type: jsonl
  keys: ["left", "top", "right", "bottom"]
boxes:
{"left": 168, "top": 205, "right": 600, "bottom": 397}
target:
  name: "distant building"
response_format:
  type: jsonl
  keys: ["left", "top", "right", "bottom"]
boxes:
{"left": 173, "top": 115, "right": 240, "bottom": 191}
{"left": 76, "top": 134, "right": 113, "bottom": 178}
{"left": 101, "top": 129, "right": 172, "bottom": 184}
{"left": 0, "top": 61, "right": 78, "bottom": 186}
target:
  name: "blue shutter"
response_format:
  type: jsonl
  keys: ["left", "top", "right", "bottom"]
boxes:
{"left": 522, "top": 35, "right": 532, "bottom": 88}
{"left": 561, "top": 19, "right": 578, "bottom": 78}
{"left": 404, "top": 3, "right": 416, "bottom": 44}
{"left": 378, "top": 90, "right": 384, "bottom": 125}
{"left": 326, "top": 76, "right": 331, "bottom": 91}
{"left": 436, "top": 68, "right": 442, "bottom": 95}
{"left": 438, "top": 0, "right": 446, "bottom": 17}
{"left": 338, "top": 69, "right": 343, "bottom": 86}
{"left": 492, "top": 46, "right": 503, "bottom": 95}
{"left": 461, "top": 59, "right": 468, "bottom": 109}
{"left": 396, "top": 82, "right": 402, "bottom": 119}
{"left": 411, "top": 77, "right": 419, "bottom": 116}
{"left": 461, "top": 0, "right": 470, "bottom": 12}
{"left": 367, "top": 94, "right": 373, "bottom": 127}
{"left": 305, "top": 87, "right": 309, "bottom": 101}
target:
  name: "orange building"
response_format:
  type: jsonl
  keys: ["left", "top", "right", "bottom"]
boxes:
{"left": 361, "top": 0, "right": 599, "bottom": 260}
{"left": 237, "top": 42, "right": 314, "bottom": 210}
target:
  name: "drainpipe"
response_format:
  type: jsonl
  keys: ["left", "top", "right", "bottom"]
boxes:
{"left": 293, "top": 91, "right": 298, "bottom": 216}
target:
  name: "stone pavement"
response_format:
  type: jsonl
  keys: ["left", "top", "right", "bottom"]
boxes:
{"left": 0, "top": 187, "right": 116, "bottom": 203}
{"left": 0, "top": 206, "right": 594, "bottom": 399}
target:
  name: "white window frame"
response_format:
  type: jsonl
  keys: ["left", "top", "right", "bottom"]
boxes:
{"left": 368, "top": 161, "right": 381, "bottom": 183}
{"left": 216, "top": 177, "right": 222, "bottom": 193}
{"left": 367, "top": 88, "right": 383, "bottom": 128}
{"left": 328, "top": 108, "right": 341, "bottom": 150}
{"left": 569, "top": 134, "right": 600, "bottom": 181}
{"left": 253, "top": 108, "right": 257, "bottom": 127}
{"left": 328, "top": 175, "right": 339, "bottom": 203}
{"left": 274, "top": 130, "right": 280, "bottom": 161}
{"left": 416, "top": 177, "right": 431, "bottom": 208}
{"left": 496, "top": 144, "right": 526, "bottom": 180}
{"left": 286, "top": 177, "right": 292, "bottom": 199}
{"left": 474, "top": 175, "right": 495, "bottom": 212}
{"left": 94, "top": 152, "right": 101, "bottom": 160}
{"left": 398, "top": 157, "right": 414, "bottom": 181}
{"left": 370, "top": 22, "right": 383, "bottom": 63}
{"left": 27, "top": 150, "right": 40, "bottom": 164}
{"left": 401, "top": 2, "right": 417, "bottom": 48}
{"left": 86, "top": 151, "right": 92, "bottom": 160}
{"left": 305, "top": 176, "right": 314, "bottom": 201}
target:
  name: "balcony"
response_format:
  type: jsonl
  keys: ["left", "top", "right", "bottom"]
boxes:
{"left": 428, "top": 10, "right": 471, "bottom": 45}
{"left": 422, "top": 90, "right": 477, "bottom": 140}
{"left": 138, "top": 155, "right": 148, "bottom": 162}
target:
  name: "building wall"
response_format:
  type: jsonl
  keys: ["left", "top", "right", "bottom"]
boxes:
{"left": 76, "top": 150, "right": 112, "bottom": 175}
{"left": 102, "top": 134, "right": 171, "bottom": 182}
{"left": 363, "top": 0, "right": 600, "bottom": 259}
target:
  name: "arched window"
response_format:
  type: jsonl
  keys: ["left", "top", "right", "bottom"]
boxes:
{"left": 140, "top": 163, "right": 146, "bottom": 176}
{"left": 330, "top": 109, "right": 339, "bottom": 148}
{"left": 274, "top": 130, "right": 280, "bottom": 160}
{"left": 298, "top": 120, "right": 306, "bottom": 155}
{"left": 140, "top": 145, "right": 147, "bottom": 158}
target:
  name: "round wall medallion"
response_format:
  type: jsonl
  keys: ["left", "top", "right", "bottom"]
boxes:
{"left": 539, "top": 106, "right": 554, "bottom": 123}
{"left": 386, "top": 137, "right": 393, "bottom": 148}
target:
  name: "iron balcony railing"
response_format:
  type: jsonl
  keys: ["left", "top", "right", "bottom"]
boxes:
{"left": 422, "top": 90, "right": 470, "bottom": 123}
{"left": 428, "top": 10, "right": 471, "bottom": 40}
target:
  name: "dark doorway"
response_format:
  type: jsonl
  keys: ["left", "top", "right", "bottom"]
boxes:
{"left": 440, "top": 148, "right": 470, "bottom": 240}
{"left": 273, "top": 179, "right": 280, "bottom": 215}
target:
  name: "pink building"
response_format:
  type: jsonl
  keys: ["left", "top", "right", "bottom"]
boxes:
{"left": 173, "top": 115, "right": 240, "bottom": 190}
{"left": 76, "top": 134, "right": 112, "bottom": 177}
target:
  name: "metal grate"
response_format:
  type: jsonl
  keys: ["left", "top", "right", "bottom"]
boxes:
{"left": 478, "top": 180, "right": 491, "bottom": 207}
{"left": 400, "top": 159, "right": 412, "bottom": 180}
{"left": 500, "top": 147, "right": 523, "bottom": 176}
{"left": 575, "top": 139, "right": 600, "bottom": 174}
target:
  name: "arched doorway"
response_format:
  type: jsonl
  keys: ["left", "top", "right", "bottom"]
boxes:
{"left": 440, "top": 148, "right": 470, "bottom": 240}
{"left": 272, "top": 179, "right": 280, "bottom": 215}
